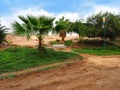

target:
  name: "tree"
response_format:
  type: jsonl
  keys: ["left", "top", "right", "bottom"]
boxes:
{"left": 87, "top": 12, "right": 120, "bottom": 40}
{"left": 69, "top": 20, "right": 88, "bottom": 40}
{"left": 87, "top": 12, "right": 103, "bottom": 38}
{"left": 12, "top": 15, "right": 55, "bottom": 53}
{"left": 106, "top": 13, "right": 120, "bottom": 40}
{"left": 54, "top": 16, "right": 70, "bottom": 43}
{"left": 0, "top": 25, "right": 9, "bottom": 44}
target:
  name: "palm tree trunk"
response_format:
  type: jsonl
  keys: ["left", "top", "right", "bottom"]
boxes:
{"left": 38, "top": 37, "right": 43, "bottom": 52}
{"left": 60, "top": 31, "right": 66, "bottom": 44}
{"left": 61, "top": 37, "right": 65, "bottom": 44}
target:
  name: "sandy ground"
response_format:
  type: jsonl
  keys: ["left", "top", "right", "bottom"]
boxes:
{"left": 0, "top": 55, "right": 120, "bottom": 90}
{"left": 5, "top": 34, "right": 79, "bottom": 47}
{"left": 0, "top": 35, "right": 120, "bottom": 90}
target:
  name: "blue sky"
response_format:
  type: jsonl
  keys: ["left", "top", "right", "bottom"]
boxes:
{"left": 0, "top": 0, "right": 120, "bottom": 28}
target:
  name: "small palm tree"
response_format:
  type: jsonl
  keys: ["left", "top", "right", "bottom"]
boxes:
{"left": 0, "top": 25, "right": 8, "bottom": 44}
{"left": 54, "top": 16, "right": 70, "bottom": 44}
{"left": 12, "top": 15, "right": 55, "bottom": 53}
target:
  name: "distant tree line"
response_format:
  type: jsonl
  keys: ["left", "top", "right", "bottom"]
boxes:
{"left": 1, "top": 12, "right": 120, "bottom": 53}
{"left": 69, "top": 12, "right": 120, "bottom": 40}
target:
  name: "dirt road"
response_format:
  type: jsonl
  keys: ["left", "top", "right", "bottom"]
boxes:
{"left": 0, "top": 35, "right": 119, "bottom": 90}
{"left": 0, "top": 54, "right": 120, "bottom": 90}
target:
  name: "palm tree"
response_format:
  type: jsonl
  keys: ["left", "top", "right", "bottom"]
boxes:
{"left": 12, "top": 15, "right": 55, "bottom": 53}
{"left": 0, "top": 25, "right": 9, "bottom": 44}
{"left": 54, "top": 16, "right": 70, "bottom": 43}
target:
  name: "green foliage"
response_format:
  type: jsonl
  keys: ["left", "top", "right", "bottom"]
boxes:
{"left": 12, "top": 15, "right": 55, "bottom": 38}
{"left": 69, "top": 20, "right": 88, "bottom": 38}
{"left": 54, "top": 16, "right": 70, "bottom": 33}
{"left": 65, "top": 40, "right": 73, "bottom": 46}
{"left": 12, "top": 21, "right": 26, "bottom": 35}
{"left": 0, "top": 47, "right": 78, "bottom": 73}
{"left": 87, "top": 12, "right": 120, "bottom": 40}
{"left": 12, "top": 15, "right": 55, "bottom": 52}
{"left": 50, "top": 40, "right": 73, "bottom": 46}
{"left": 73, "top": 46, "right": 120, "bottom": 55}
{"left": 69, "top": 12, "right": 120, "bottom": 40}
{"left": 54, "top": 16, "right": 71, "bottom": 43}
{"left": 0, "top": 26, "right": 8, "bottom": 43}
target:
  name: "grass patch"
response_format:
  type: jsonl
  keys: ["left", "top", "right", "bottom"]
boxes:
{"left": 73, "top": 46, "right": 120, "bottom": 55}
{"left": 50, "top": 40, "right": 73, "bottom": 46}
{"left": 64, "top": 40, "right": 73, "bottom": 46}
{"left": 0, "top": 46, "right": 78, "bottom": 73}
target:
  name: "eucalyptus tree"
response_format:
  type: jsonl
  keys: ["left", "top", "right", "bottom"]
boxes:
{"left": 12, "top": 15, "right": 55, "bottom": 53}
{"left": 54, "top": 16, "right": 70, "bottom": 43}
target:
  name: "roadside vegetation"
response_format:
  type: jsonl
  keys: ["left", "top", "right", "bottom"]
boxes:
{"left": 0, "top": 47, "right": 79, "bottom": 73}
{"left": 50, "top": 39, "right": 73, "bottom": 46}
{"left": 0, "top": 12, "right": 120, "bottom": 75}
{"left": 73, "top": 46, "right": 120, "bottom": 55}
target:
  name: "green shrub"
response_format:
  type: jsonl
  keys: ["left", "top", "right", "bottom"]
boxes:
{"left": 50, "top": 40, "right": 73, "bottom": 46}
{"left": 73, "top": 46, "right": 120, "bottom": 55}
{"left": 65, "top": 40, "right": 73, "bottom": 46}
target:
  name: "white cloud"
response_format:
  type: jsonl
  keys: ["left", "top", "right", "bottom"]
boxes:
{"left": 93, "top": 5, "right": 120, "bottom": 14}
{"left": 1, "top": 8, "right": 54, "bottom": 30}
{"left": 80, "top": 2, "right": 120, "bottom": 15}
{"left": 13, "top": 8, "right": 54, "bottom": 17}
{"left": 1, "top": 7, "right": 80, "bottom": 33}
{"left": 1, "top": 4, "right": 120, "bottom": 33}
{"left": 55, "top": 12, "right": 80, "bottom": 22}
{"left": 81, "top": 3, "right": 120, "bottom": 21}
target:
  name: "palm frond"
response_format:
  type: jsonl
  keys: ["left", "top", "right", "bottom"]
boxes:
{"left": 0, "top": 25, "right": 8, "bottom": 43}
{"left": 18, "top": 16, "right": 29, "bottom": 25}
{"left": 27, "top": 15, "right": 38, "bottom": 26}
{"left": 12, "top": 21, "right": 26, "bottom": 35}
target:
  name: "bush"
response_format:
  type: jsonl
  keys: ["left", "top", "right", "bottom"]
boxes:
{"left": 73, "top": 46, "right": 120, "bottom": 55}
{"left": 65, "top": 40, "right": 73, "bottom": 46}
{"left": 50, "top": 40, "right": 73, "bottom": 46}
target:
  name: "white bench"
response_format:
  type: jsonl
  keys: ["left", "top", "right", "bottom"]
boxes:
{"left": 52, "top": 44, "right": 66, "bottom": 50}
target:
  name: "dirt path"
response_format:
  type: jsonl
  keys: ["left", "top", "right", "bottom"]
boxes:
{"left": 0, "top": 35, "right": 119, "bottom": 90}
{"left": 0, "top": 56, "right": 81, "bottom": 77}
{"left": 0, "top": 55, "right": 120, "bottom": 90}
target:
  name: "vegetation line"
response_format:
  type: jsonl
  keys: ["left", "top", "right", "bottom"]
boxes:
{"left": 0, "top": 56, "right": 81, "bottom": 80}
{"left": 0, "top": 47, "right": 81, "bottom": 73}
{"left": 73, "top": 46, "right": 120, "bottom": 55}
